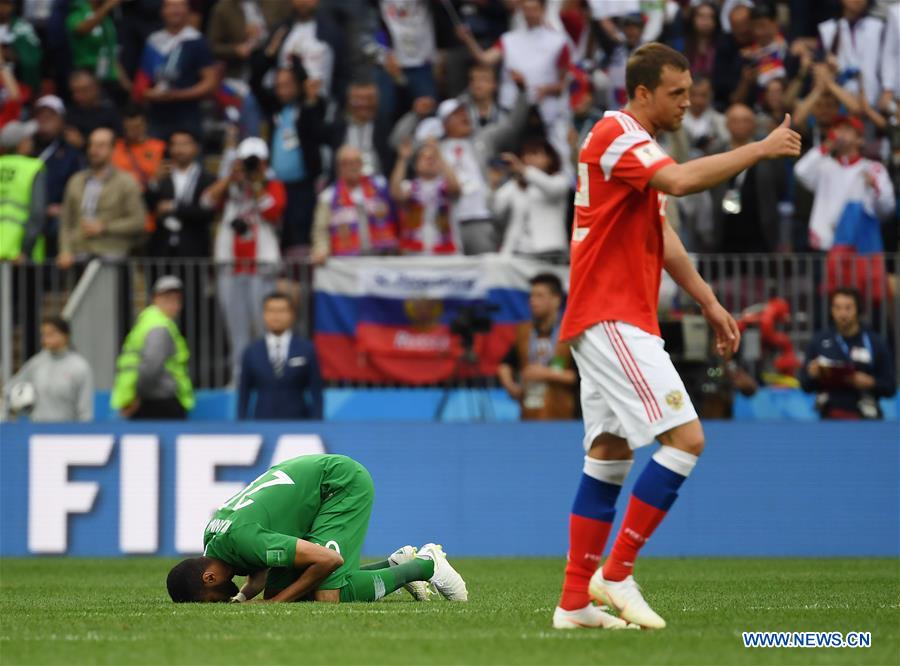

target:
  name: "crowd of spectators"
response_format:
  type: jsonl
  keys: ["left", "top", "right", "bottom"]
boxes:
{"left": 1, "top": 0, "right": 899, "bottom": 412}
{"left": 0, "top": 0, "right": 896, "bottom": 269}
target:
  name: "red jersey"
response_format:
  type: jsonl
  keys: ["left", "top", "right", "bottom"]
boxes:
{"left": 560, "top": 110, "right": 675, "bottom": 340}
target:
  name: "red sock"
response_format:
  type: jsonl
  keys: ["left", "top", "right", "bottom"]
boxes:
{"left": 601, "top": 496, "right": 668, "bottom": 582}
{"left": 559, "top": 514, "right": 613, "bottom": 610}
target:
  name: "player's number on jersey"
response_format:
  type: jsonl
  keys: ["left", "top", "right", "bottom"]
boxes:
{"left": 219, "top": 470, "right": 295, "bottom": 511}
{"left": 574, "top": 162, "right": 589, "bottom": 207}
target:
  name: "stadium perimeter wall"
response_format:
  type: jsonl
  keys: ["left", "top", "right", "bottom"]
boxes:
{"left": 0, "top": 422, "right": 896, "bottom": 558}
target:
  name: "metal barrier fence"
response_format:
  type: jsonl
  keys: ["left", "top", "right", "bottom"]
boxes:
{"left": 1, "top": 253, "right": 898, "bottom": 391}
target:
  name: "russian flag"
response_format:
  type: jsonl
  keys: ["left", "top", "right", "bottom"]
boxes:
{"left": 313, "top": 256, "right": 567, "bottom": 384}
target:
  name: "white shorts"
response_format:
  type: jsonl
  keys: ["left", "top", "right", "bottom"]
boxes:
{"left": 572, "top": 321, "right": 698, "bottom": 451}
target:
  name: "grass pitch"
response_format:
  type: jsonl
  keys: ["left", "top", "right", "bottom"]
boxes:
{"left": 0, "top": 558, "right": 897, "bottom": 665}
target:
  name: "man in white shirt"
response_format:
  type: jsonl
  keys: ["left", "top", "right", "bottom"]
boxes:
{"left": 455, "top": 0, "right": 573, "bottom": 176}
{"left": 818, "top": 0, "right": 889, "bottom": 108}
{"left": 436, "top": 80, "right": 531, "bottom": 255}
{"left": 795, "top": 115, "right": 895, "bottom": 251}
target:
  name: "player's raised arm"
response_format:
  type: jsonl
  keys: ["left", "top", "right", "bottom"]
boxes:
{"left": 265, "top": 540, "right": 344, "bottom": 603}
{"left": 650, "top": 115, "right": 801, "bottom": 197}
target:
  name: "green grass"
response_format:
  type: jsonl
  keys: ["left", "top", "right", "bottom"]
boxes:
{"left": 0, "top": 558, "right": 897, "bottom": 665}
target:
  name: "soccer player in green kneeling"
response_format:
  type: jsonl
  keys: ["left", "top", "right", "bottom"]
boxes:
{"left": 166, "top": 454, "right": 468, "bottom": 604}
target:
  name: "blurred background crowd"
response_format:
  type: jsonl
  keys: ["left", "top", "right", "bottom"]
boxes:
{"left": 1, "top": 0, "right": 898, "bottom": 423}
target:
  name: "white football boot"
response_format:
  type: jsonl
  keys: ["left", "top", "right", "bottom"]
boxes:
{"left": 388, "top": 545, "right": 434, "bottom": 601}
{"left": 417, "top": 543, "right": 469, "bottom": 601}
{"left": 552, "top": 604, "right": 629, "bottom": 630}
{"left": 588, "top": 570, "right": 666, "bottom": 629}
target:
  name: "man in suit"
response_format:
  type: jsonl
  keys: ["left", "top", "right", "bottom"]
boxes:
{"left": 238, "top": 291, "right": 323, "bottom": 420}
{"left": 711, "top": 103, "right": 787, "bottom": 252}
{"left": 147, "top": 129, "right": 216, "bottom": 258}
{"left": 329, "top": 81, "right": 393, "bottom": 178}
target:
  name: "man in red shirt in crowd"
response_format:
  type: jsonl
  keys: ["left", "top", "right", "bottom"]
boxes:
{"left": 553, "top": 43, "right": 801, "bottom": 631}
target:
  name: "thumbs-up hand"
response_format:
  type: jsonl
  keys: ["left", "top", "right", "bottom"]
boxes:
{"left": 760, "top": 114, "right": 802, "bottom": 159}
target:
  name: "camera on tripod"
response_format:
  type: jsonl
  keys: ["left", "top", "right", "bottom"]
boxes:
{"left": 449, "top": 303, "right": 499, "bottom": 356}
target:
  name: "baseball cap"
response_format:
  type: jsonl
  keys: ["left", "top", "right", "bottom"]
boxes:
{"left": 437, "top": 98, "right": 464, "bottom": 123}
{"left": 35, "top": 95, "right": 66, "bottom": 116}
{"left": 620, "top": 12, "right": 644, "bottom": 26}
{"left": 236, "top": 137, "right": 269, "bottom": 161}
{"left": 0, "top": 120, "right": 38, "bottom": 150}
{"left": 414, "top": 117, "right": 444, "bottom": 143}
{"left": 152, "top": 275, "right": 184, "bottom": 295}
{"left": 832, "top": 115, "right": 864, "bottom": 134}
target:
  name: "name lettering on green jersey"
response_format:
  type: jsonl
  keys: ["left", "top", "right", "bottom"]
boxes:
{"left": 206, "top": 518, "right": 232, "bottom": 534}
{"left": 218, "top": 470, "right": 296, "bottom": 512}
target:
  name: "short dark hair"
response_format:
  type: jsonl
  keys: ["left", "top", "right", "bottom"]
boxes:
{"left": 750, "top": 2, "right": 777, "bottom": 21}
{"left": 519, "top": 137, "right": 561, "bottom": 175}
{"left": 169, "top": 128, "right": 199, "bottom": 144}
{"left": 829, "top": 287, "right": 862, "bottom": 314}
{"left": 625, "top": 43, "right": 690, "bottom": 99}
{"left": 123, "top": 103, "right": 146, "bottom": 120}
{"left": 263, "top": 291, "right": 295, "bottom": 309}
{"left": 530, "top": 273, "right": 563, "bottom": 298}
{"left": 167, "top": 557, "right": 214, "bottom": 603}
{"left": 41, "top": 316, "right": 70, "bottom": 337}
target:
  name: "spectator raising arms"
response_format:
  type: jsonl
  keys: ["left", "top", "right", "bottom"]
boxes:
{"left": 373, "top": 0, "right": 438, "bottom": 127}
{"left": 818, "top": 0, "right": 891, "bottom": 109}
{"left": 258, "top": 0, "right": 345, "bottom": 106}
{"left": 390, "top": 138, "right": 461, "bottom": 256}
{"left": 66, "top": 0, "right": 128, "bottom": 100}
{"left": 456, "top": 0, "right": 573, "bottom": 174}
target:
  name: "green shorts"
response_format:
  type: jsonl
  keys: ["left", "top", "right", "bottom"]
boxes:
{"left": 265, "top": 458, "right": 374, "bottom": 595}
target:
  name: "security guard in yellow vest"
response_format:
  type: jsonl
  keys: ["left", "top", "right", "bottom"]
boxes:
{"left": 0, "top": 120, "right": 47, "bottom": 261}
{"left": 111, "top": 275, "right": 195, "bottom": 420}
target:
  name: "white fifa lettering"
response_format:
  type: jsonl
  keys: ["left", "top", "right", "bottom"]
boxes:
{"left": 28, "top": 435, "right": 114, "bottom": 553}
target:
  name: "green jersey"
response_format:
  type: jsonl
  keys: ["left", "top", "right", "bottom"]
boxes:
{"left": 202, "top": 455, "right": 374, "bottom": 590}
{"left": 66, "top": 3, "right": 118, "bottom": 81}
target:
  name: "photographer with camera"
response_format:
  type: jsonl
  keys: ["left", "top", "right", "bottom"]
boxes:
{"left": 206, "top": 136, "right": 287, "bottom": 383}
{"left": 497, "top": 273, "right": 576, "bottom": 421}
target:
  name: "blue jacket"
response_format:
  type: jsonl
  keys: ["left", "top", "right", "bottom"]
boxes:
{"left": 799, "top": 327, "right": 896, "bottom": 418}
{"left": 238, "top": 335, "right": 323, "bottom": 420}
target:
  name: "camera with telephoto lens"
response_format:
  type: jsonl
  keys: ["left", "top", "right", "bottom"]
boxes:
{"left": 231, "top": 217, "right": 251, "bottom": 237}
{"left": 450, "top": 303, "right": 499, "bottom": 353}
{"left": 242, "top": 155, "right": 261, "bottom": 173}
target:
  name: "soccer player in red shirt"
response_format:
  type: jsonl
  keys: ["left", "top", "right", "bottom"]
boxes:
{"left": 552, "top": 43, "right": 801, "bottom": 630}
